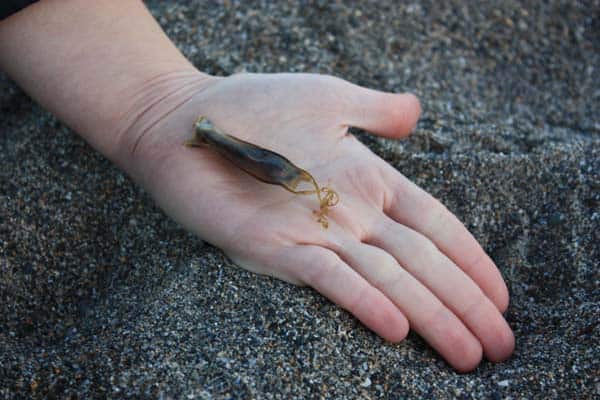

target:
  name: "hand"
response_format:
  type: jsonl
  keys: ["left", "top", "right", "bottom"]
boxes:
{"left": 122, "top": 72, "right": 514, "bottom": 372}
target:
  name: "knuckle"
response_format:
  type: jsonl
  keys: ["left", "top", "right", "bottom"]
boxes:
{"left": 379, "top": 273, "right": 405, "bottom": 295}
{"left": 346, "top": 284, "right": 370, "bottom": 314}
{"left": 456, "top": 289, "right": 488, "bottom": 321}
{"left": 416, "top": 235, "right": 440, "bottom": 259}
{"left": 299, "top": 248, "right": 340, "bottom": 287}
{"left": 370, "top": 251, "right": 403, "bottom": 292}
{"left": 420, "top": 305, "right": 447, "bottom": 331}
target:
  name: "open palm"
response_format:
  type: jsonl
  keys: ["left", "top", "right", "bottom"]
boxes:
{"left": 128, "top": 73, "right": 514, "bottom": 372}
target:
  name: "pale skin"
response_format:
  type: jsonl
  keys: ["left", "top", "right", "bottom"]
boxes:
{"left": 0, "top": 1, "right": 514, "bottom": 372}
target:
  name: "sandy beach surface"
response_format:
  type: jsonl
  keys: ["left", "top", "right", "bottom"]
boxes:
{"left": 1, "top": 1, "right": 598, "bottom": 398}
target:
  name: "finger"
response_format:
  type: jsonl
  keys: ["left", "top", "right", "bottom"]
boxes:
{"left": 380, "top": 163, "right": 510, "bottom": 312}
{"left": 344, "top": 84, "right": 421, "bottom": 138}
{"left": 330, "top": 238, "right": 484, "bottom": 372}
{"left": 270, "top": 244, "right": 410, "bottom": 343}
{"left": 366, "top": 216, "right": 515, "bottom": 363}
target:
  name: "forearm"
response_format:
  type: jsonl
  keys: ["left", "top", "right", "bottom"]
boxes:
{"left": 0, "top": 0, "right": 210, "bottom": 166}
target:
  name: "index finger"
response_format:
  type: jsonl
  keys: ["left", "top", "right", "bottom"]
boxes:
{"left": 379, "top": 162, "right": 510, "bottom": 312}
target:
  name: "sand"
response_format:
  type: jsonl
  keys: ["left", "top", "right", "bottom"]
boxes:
{"left": 1, "top": 1, "right": 598, "bottom": 398}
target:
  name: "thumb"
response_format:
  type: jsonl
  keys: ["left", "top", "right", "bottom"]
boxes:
{"left": 345, "top": 84, "right": 421, "bottom": 138}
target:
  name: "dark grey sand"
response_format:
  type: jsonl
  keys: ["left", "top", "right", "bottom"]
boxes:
{"left": 1, "top": 1, "right": 598, "bottom": 398}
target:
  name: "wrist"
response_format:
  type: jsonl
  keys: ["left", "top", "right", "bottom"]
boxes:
{"left": 110, "top": 69, "right": 218, "bottom": 185}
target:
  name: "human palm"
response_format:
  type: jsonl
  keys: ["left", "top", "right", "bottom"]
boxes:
{"left": 128, "top": 73, "right": 514, "bottom": 372}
